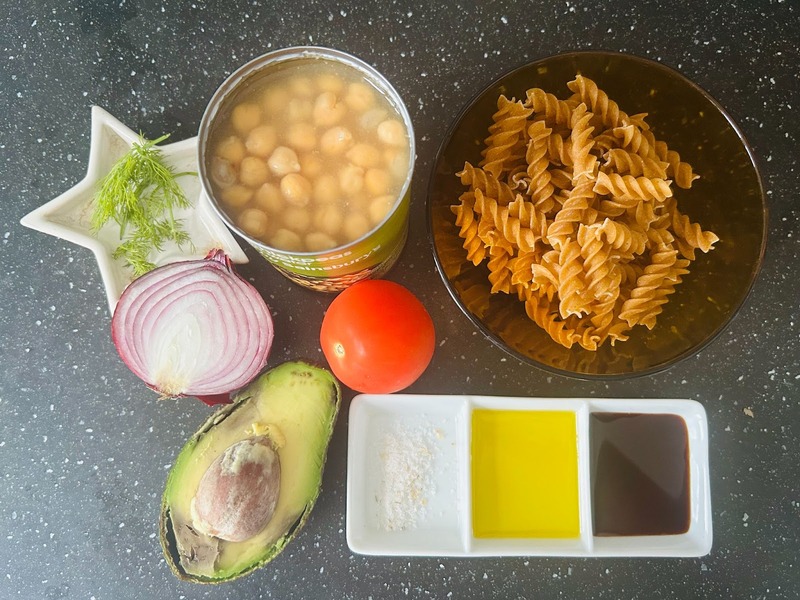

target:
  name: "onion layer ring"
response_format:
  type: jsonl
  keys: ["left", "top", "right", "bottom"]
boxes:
{"left": 111, "top": 249, "right": 274, "bottom": 399}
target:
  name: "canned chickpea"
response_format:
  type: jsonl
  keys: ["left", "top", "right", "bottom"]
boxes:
{"left": 198, "top": 47, "right": 415, "bottom": 291}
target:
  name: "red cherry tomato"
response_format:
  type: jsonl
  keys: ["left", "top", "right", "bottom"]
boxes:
{"left": 320, "top": 280, "right": 435, "bottom": 394}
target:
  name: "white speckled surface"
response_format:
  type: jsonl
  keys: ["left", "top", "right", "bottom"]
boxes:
{"left": 2, "top": 1, "right": 798, "bottom": 598}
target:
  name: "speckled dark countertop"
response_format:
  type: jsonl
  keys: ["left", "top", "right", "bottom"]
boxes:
{"left": 2, "top": 1, "right": 798, "bottom": 599}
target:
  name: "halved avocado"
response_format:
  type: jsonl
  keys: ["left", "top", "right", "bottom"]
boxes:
{"left": 159, "top": 361, "right": 341, "bottom": 583}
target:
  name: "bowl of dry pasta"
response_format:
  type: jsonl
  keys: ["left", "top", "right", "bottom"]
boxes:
{"left": 428, "top": 51, "right": 766, "bottom": 378}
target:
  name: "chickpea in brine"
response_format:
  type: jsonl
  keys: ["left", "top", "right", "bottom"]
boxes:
{"left": 364, "top": 168, "right": 391, "bottom": 196}
{"left": 313, "top": 174, "right": 341, "bottom": 204}
{"left": 268, "top": 146, "right": 301, "bottom": 176}
{"left": 385, "top": 147, "right": 410, "bottom": 179}
{"left": 343, "top": 212, "right": 370, "bottom": 242}
{"left": 346, "top": 143, "right": 381, "bottom": 169}
{"left": 215, "top": 136, "right": 246, "bottom": 165}
{"left": 346, "top": 193, "right": 369, "bottom": 213}
{"left": 313, "top": 205, "right": 344, "bottom": 237}
{"left": 369, "top": 195, "right": 394, "bottom": 225}
{"left": 261, "top": 86, "right": 290, "bottom": 116}
{"left": 339, "top": 164, "right": 365, "bottom": 196}
{"left": 210, "top": 157, "right": 237, "bottom": 188}
{"left": 377, "top": 119, "right": 406, "bottom": 147}
{"left": 288, "top": 76, "right": 315, "bottom": 97}
{"left": 239, "top": 156, "right": 270, "bottom": 188}
{"left": 344, "top": 81, "right": 375, "bottom": 112}
{"left": 220, "top": 184, "right": 253, "bottom": 208}
{"left": 231, "top": 102, "right": 262, "bottom": 134}
{"left": 299, "top": 153, "right": 324, "bottom": 179}
{"left": 360, "top": 108, "right": 388, "bottom": 133}
{"left": 317, "top": 73, "right": 345, "bottom": 94}
{"left": 286, "top": 98, "right": 313, "bottom": 122}
{"left": 313, "top": 92, "right": 347, "bottom": 127}
{"left": 271, "top": 228, "right": 303, "bottom": 252}
{"left": 238, "top": 208, "right": 270, "bottom": 238}
{"left": 305, "top": 231, "right": 338, "bottom": 252}
{"left": 286, "top": 123, "right": 317, "bottom": 152}
{"left": 255, "top": 183, "right": 284, "bottom": 213}
{"left": 320, "top": 126, "right": 354, "bottom": 155}
{"left": 245, "top": 125, "right": 278, "bottom": 158}
{"left": 283, "top": 206, "right": 312, "bottom": 233}
{"left": 280, "top": 173, "right": 312, "bottom": 207}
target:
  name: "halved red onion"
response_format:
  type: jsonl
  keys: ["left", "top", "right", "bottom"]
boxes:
{"left": 111, "top": 249, "right": 273, "bottom": 402}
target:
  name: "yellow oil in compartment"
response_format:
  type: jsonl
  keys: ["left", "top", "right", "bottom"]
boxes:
{"left": 471, "top": 409, "right": 580, "bottom": 538}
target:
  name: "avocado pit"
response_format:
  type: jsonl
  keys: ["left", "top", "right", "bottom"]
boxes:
{"left": 190, "top": 435, "right": 281, "bottom": 543}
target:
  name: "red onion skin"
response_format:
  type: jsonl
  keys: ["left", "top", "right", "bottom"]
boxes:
{"left": 111, "top": 249, "right": 273, "bottom": 403}
{"left": 195, "top": 393, "right": 233, "bottom": 406}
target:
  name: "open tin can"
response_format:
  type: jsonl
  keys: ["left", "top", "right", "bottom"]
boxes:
{"left": 198, "top": 46, "right": 415, "bottom": 291}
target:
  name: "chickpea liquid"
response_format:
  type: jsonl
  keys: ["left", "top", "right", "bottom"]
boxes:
{"left": 206, "top": 58, "right": 411, "bottom": 256}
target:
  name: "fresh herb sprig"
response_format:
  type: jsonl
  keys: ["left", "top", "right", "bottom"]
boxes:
{"left": 91, "top": 133, "right": 194, "bottom": 277}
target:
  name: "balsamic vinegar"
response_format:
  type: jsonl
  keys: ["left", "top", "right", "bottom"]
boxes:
{"left": 590, "top": 413, "right": 691, "bottom": 536}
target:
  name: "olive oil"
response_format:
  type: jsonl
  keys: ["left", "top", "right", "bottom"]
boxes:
{"left": 471, "top": 409, "right": 580, "bottom": 538}
{"left": 590, "top": 413, "right": 690, "bottom": 536}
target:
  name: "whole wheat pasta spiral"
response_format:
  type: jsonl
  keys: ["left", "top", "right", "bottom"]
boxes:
{"left": 603, "top": 148, "right": 669, "bottom": 179}
{"left": 452, "top": 193, "right": 486, "bottom": 266}
{"left": 458, "top": 161, "right": 516, "bottom": 205}
{"left": 525, "top": 121, "right": 554, "bottom": 203}
{"left": 450, "top": 75, "right": 718, "bottom": 350}
{"left": 593, "top": 171, "right": 673, "bottom": 202}
{"left": 524, "top": 87, "right": 575, "bottom": 130}
{"left": 480, "top": 96, "right": 532, "bottom": 178}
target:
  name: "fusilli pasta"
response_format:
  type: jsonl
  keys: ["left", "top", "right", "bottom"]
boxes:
{"left": 450, "top": 75, "right": 718, "bottom": 350}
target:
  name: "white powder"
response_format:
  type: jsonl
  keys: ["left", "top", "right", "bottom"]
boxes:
{"left": 376, "top": 423, "right": 441, "bottom": 531}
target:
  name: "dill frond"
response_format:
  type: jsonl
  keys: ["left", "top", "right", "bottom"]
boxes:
{"left": 91, "top": 133, "right": 195, "bottom": 276}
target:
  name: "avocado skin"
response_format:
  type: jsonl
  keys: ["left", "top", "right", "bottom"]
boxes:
{"left": 159, "top": 360, "right": 341, "bottom": 583}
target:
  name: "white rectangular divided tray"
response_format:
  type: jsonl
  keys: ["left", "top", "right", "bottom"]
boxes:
{"left": 346, "top": 395, "right": 712, "bottom": 557}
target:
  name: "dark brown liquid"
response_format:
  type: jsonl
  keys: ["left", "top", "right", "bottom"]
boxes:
{"left": 590, "top": 413, "right": 690, "bottom": 536}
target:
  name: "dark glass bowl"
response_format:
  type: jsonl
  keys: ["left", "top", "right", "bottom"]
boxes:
{"left": 427, "top": 51, "right": 766, "bottom": 379}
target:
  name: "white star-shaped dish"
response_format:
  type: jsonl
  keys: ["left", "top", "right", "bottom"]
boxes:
{"left": 21, "top": 106, "right": 248, "bottom": 314}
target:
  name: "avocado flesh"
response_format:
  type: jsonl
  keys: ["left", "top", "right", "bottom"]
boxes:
{"left": 160, "top": 361, "right": 340, "bottom": 583}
